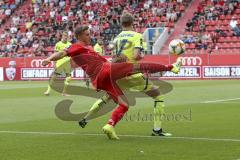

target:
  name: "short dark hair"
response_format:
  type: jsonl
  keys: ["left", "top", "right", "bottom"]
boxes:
{"left": 120, "top": 13, "right": 134, "bottom": 27}
{"left": 74, "top": 26, "right": 89, "bottom": 38}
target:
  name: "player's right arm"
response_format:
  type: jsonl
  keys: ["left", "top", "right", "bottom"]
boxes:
{"left": 42, "top": 43, "right": 86, "bottom": 66}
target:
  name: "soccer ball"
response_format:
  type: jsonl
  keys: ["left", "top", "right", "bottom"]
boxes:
{"left": 168, "top": 39, "right": 185, "bottom": 55}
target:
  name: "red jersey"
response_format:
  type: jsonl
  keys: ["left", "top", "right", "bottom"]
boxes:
{"left": 66, "top": 43, "right": 107, "bottom": 80}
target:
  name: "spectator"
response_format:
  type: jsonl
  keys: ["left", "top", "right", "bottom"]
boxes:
{"left": 12, "top": 15, "right": 20, "bottom": 25}
{"left": 5, "top": 8, "right": 11, "bottom": 16}
{"left": 230, "top": 16, "right": 240, "bottom": 36}
{"left": 230, "top": 16, "right": 238, "bottom": 29}
{"left": 186, "top": 19, "right": 194, "bottom": 32}
{"left": 26, "top": 29, "right": 33, "bottom": 41}
{"left": 59, "top": 0, "right": 65, "bottom": 9}
{"left": 181, "top": 34, "right": 195, "bottom": 43}
{"left": 0, "top": 0, "right": 191, "bottom": 56}
{"left": 202, "top": 32, "right": 212, "bottom": 44}
{"left": 228, "top": 2, "right": 234, "bottom": 14}
{"left": 10, "top": 25, "right": 18, "bottom": 34}
{"left": 199, "top": 21, "right": 206, "bottom": 32}
{"left": 20, "top": 35, "right": 29, "bottom": 47}
{"left": 49, "top": 9, "right": 56, "bottom": 19}
{"left": 215, "top": 24, "right": 227, "bottom": 37}
{"left": 233, "top": 24, "right": 240, "bottom": 36}
{"left": 196, "top": 39, "right": 207, "bottom": 50}
{"left": 62, "top": 13, "right": 68, "bottom": 24}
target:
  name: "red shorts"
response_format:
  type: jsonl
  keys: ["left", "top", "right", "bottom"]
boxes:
{"left": 93, "top": 63, "right": 124, "bottom": 103}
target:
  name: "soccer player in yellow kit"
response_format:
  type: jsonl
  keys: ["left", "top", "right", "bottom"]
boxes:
{"left": 79, "top": 13, "right": 172, "bottom": 138}
{"left": 44, "top": 31, "right": 72, "bottom": 96}
{"left": 93, "top": 39, "right": 104, "bottom": 55}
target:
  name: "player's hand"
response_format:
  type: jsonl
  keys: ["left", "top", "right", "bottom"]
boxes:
{"left": 42, "top": 59, "right": 51, "bottom": 66}
{"left": 135, "top": 53, "right": 144, "bottom": 61}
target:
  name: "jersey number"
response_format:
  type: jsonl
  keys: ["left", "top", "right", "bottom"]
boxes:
{"left": 116, "top": 39, "right": 132, "bottom": 55}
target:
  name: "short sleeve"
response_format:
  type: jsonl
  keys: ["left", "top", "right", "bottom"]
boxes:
{"left": 66, "top": 44, "right": 85, "bottom": 57}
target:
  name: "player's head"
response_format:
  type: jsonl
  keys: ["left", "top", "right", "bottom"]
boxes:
{"left": 74, "top": 26, "right": 91, "bottom": 45}
{"left": 61, "top": 31, "right": 68, "bottom": 43}
{"left": 97, "top": 39, "right": 103, "bottom": 45}
{"left": 120, "top": 13, "right": 134, "bottom": 28}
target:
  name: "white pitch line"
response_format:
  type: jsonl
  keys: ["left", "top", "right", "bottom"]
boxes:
{"left": 0, "top": 130, "right": 75, "bottom": 135}
{"left": 0, "top": 130, "right": 240, "bottom": 142}
{"left": 201, "top": 98, "right": 240, "bottom": 104}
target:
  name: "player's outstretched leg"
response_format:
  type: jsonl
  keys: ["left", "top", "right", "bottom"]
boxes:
{"left": 138, "top": 58, "right": 182, "bottom": 74}
{"left": 110, "top": 58, "right": 182, "bottom": 81}
{"left": 171, "top": 58, "right": 182, "bottom": 74}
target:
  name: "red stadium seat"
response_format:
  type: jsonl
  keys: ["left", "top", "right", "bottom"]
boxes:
{"left": 236, "top": 42, "right": 240, "bottom": 48}
{"left": 235, "top": 9, "right": 240, "bottom": 14}
{"left": 226, "top": 15, "right": 232, "bottom": 20}
{"left": 210, "top": 21, "right": 217, "bottom": 26}
{"left": 225, "top": 36, "right": 232, "bottom": 43}
{"left": 206, "top": 26, "right": 215, "bottom": 31}
{"left": 218, "top": 37, "right": 225, "bottom": 43}
{"left": 205, "top": 20, "right": 210, "bottom": 26}
{"left": 199, "top": 48, "right": 205, "bottom": 54}
{"left": 189, "top": 43, "right": 196, "bottom": 49}
{"left": 231, "top": 36, "right": 238, "bottom": 42}
{"left": 219, "top": 15, "right": 225, "bottom": 20}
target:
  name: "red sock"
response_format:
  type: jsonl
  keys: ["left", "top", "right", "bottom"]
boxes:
{"left": 139, "top": 63, "right": 173, "bottom": 73}
{"left": 108, "top": 104, "right": 128, "bottom": 126}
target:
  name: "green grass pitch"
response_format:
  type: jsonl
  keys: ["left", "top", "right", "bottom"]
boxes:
{"left": 0, "top": 80, "right": 240, "bottom": 160}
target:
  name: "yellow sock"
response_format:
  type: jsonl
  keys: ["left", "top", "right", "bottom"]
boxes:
{"left": 84, "top": 95, "right": 109, "bottom": 120}
{"left": 45, "top": 84, "right": 51, "bottom": 93}
{"left": 153, "top": 95, "right": 165, "bottom": 130}
{"left": 47, "top": 74, "right": 57, "bottom": 93}
{"left": 63, "top": 76, "right": 71, "bottom": 94}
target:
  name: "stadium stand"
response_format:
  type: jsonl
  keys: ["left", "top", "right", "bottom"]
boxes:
{"left": 0, "top": 0, "right": 191, "bottom": 57}
{"left": 181, "top": 0, "right": 240, "bottom": 54}
{"left": 0, "top": 0, "right": 23, "bottom": 26}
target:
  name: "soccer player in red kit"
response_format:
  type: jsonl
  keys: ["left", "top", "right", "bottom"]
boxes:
{"left": 42, "top": 26, "right": 181, "bottom": 140}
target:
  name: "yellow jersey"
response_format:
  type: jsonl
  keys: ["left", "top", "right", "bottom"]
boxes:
{"left": 55, "top": 41, "right": 72, "bottom": 66}
{"left": 94, "top": 43, "right": 103, "bottom": 55}
{"left": 113, "top": 30, "right": 144, "bottom": 63}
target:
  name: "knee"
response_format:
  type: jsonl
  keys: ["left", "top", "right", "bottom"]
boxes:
{"left": 145, "top": 86, "right": 160, "bottom": 97}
